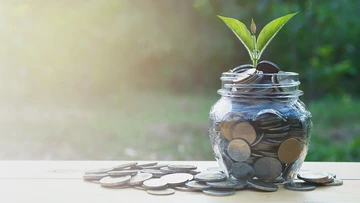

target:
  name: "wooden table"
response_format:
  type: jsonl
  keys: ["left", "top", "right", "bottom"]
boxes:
{"left": 0, "top": 161, "right": 358, "bottom": 203}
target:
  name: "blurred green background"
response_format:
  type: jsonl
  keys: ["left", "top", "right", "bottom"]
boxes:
{"left": 0, "top": 0, "right": 359, "bottom": 161}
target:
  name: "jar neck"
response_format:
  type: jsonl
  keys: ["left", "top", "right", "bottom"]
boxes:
{"left": 218, "top": 71, "right": 303, "bottom": 102}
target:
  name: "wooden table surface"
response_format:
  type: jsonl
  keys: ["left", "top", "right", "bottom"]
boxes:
{"left": 0, "top": 161, "right": 358, "bottom": 203}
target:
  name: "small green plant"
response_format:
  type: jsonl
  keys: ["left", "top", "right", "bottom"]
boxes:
{"left": 218, "top": 12, "right": 298, "bottom": 68}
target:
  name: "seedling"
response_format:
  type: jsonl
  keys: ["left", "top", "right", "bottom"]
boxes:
{"left": 218, "top": 12, "right": 298, "bottom": 68}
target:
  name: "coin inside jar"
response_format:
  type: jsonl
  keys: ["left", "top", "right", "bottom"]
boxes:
{"left": 220, "top": 112, "right": 245, "bottom": 141}
{"left": 227, "top": 139, "right": 251, "bottom": 162}
{"left": 230, "top": 162, "right": 254, "bottom": 180}
{"left": 278, "top": 138, "right": 302, "bottom": 163}
{"left": 253, "top": 157, "right": 282, "bottom": 180}
{"left": 230, "top": 121, "right": 256, "bottom": 144}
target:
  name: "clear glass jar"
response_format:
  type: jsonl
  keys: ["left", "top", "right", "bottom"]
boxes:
{"left": 208, "top": 71, "right": 312, "bottom": 182}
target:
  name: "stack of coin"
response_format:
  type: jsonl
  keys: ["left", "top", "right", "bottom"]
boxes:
{"left": 83, "top": 163, "right": 342, "bottom": 196}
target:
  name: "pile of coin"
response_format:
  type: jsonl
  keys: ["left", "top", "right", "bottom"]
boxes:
{"left": 83, "top": 162, "right": 342, "bottom": 196}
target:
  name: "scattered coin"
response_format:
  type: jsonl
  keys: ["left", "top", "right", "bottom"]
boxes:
{"left": 99, "top": 175, "right": 131, "bottom": 187}
{"left": 278, "top": 138, "right": 302, "bottom": 163}
{"left": 185, "top": 180, "right": 210, "bottom": 191}
{"left": 247, "top": 179, "right": 278, "bottom": 192}
{"left": 227, "top": 139, "right": 251, "bottom": 162}
{"left": 134, "top": 162, "right": 158, "bottom": 169}
{"left": 108, "top": 170, "right": 138, "bottom": 176}
{"left": 140, "top": 164, "right": 168, "bottom": 170}
{"left": 128, "top": 173, "right": 153, "bottom": 186}
{"left": 92, "top": 180, "right": 100, "bottom": 184}
{"left": 233, "top": 180, "right": 248, "bottom": 189}
{"left": 133, "top": 186, "right": 147, "bottom": 190}
{"left": 283, "top": 181, "right": 316, "bottom": 191}
{"left": 174, "top": 186, "right": 195, "bottom": 192}
{"left": 321, "top": 179, "right": 343, "bottom": 186}
{"left": 83, "top": 173, "right": 108, "bottom": 180}
{"left": 195, "top": 172, "right": 227, "bottom": 182}
{"left": 147, "top": 188, "right": 175, "bottom": 196}
{"left": 85, "top": 168, "right": 113, "bottom": 174}
{"left": 254, "top": 157, "right": 282, "bottom": 180}
{"left": 230, "top": 162, "right": 254, "bottom": 180}
{"left": 231, "top": 121, "right": 256, "bottom": 144}
{"left": 160, "top": 173, "right": 193, "bottom": 186}
{"left": 142, "top": 178, "right": 168, "bottom": 190}
{"left": 297, "top": 172, "right": 334, "bottom": 184}
{"left": 206, "top": 167, "right": 223, "bottom": 172}
{"left": 202, "top": 189, "right": 235, "bottom": 196}
{"left": 206, "top": 178, "right": 238, "bottom": 189}
{"left": 168, "top": 164, "right": 197, "bottom": 171}
{"left": 112, "top": 162, "right": 138, "bottom": 170}
{"left": 140, "top": 169, "right": 166, "bottom": 177}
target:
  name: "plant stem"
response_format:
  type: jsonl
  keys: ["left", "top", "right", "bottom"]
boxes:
{"left": 251, "top": 35, "right": 258, "bottom": 68}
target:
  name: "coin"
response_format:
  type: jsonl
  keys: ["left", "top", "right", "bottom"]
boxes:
{"left": 272, "top": 71, "right": 297, "bottom": 92}
{"left": 134, "top": 162, "right": 158, "bottom": 169}
{"left": 108, "top": 170, "right": 139, "bottom": 176}
{"left": 251, "top": 132, "right": 264, "bottom": 146}
{"left": 133, "top": 186, "right": 147, "bottom": 190}
{"left": 160, "top": 173, "right": 193, "bottom": 186}
{"left": 206, "top": 167, "right": 223, "bottom": 172}
{"left": 168, "top": 164, "right": 197, "bottom": 171}
{"left": 233, "top": 179, "right": 248, "bottom": 189}
{"left": 173, "top": 186, "right": 195, "bottom": 192}
{"left": 278, "top": 138, "right": 302, "bottom": 163}
{"left": 254, "top": 157, "right": 282, "bottom": 180}
{"left": 92, "top": 180, "right": 100, "bottom": 184}
{"left": 247, "top": 179, "right": 278, "bottom": 192}
{"left": 85, "top": 168, "right": 113, "bottom": 174}
{"left": 231, "top": 121, "right": 256, "bottom": 144}
{"left": 297, "top": 172, "right": 334, "bottom": 184}
{"left": 221, "top": 112, "right": 245, "bottom": 140}
{"left": 321, "top": 179, "right": 343, "bottom": 186}
{"left": 83, "top": 173, "right": 108, "bottom": 180}
{"left": 195, "top": 172, "right": 227, "bottom": 182}
{"left": 147, "top": 188, "right": 175, "bottom": 196}
{"left": 283, "top": 181, "right": 316, "bottom": 191}
{"left": 232, "top": 64, "right": 253, "bottom": 73}
{"left": 99, "top": 175, "right": 131, "bottom": 187}
{"left": 112, "top": 162, "right": 138, "bottom": 170}
{"left": 233, "top": 68, "right": 257, "bottom": 83}
{"left": 256, "top": 61, "right": 280, "bottom": 74}
{"left": 221, "top": 152, "right": 234, "bottom": 171}
{"left": 230, "top": 162, "right": 254, "bottom": 180}
{"left": 202, "top": 189, "right": 235, "bottom": 196}
{"left": 140, "top": 164, "right": 168, "bottom": 170}
{"left": 140, "top": 169, "right": 166, "bottom": 177}
{"left": 206, "top": 178, "right": 238, "bottom": 189}
{"left": 128, "top": 173, "right": 153, "bottom": 186}
{"left": 185, "top": 180, "right": 210, "bottom": 191}
{"left": 227, "top": 139, "right": 251, "bottom": 162}
{"left": 142, "top": 178, "right": 168, "bottom": 190}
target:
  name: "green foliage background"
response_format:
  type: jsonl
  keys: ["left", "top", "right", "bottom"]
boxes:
{"left": 0, "top": 1, "right": 359, "bottom": 161}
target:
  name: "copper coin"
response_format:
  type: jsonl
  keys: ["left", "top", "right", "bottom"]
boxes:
{"left": 278, "top": 138, "right": 302, "bottom": 163}
{"left": 231, "top": 121, "right": 256, "bottom": 144}
{"left": 227, "top": 139, "right": 251, "bottom": 162}
{"left": 220, "top": 112, "right": 245, "bottom": 141}
{"left": 230, "top": 162, "right": 254, "bottom": 180}
{"left": 254, "top": 157, "right": 282, "bottom": 180}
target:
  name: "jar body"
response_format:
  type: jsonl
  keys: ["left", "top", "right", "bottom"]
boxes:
{"left": 209, "top": 95, "right": 312, "bottom": 182}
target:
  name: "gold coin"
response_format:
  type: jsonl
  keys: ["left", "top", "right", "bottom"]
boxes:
{"left": 220, "top": 112, "right": 245, "bottom": 141}
{"left": 230, "top": 121, "right": 256, "bottom": 144}
{"left": 227, "top": 139, "right": 251, "bottom": 162}
{"left": 278, "top": 138, "right": 302, "bottom": 163}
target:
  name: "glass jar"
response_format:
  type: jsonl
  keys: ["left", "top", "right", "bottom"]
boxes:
{"left": 208, "top": 71, "right": 312, "bottom": 182}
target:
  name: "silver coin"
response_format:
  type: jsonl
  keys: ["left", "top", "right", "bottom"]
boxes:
{"left": 160, "top": 167, "right": 191, "bottom": 174}
{"left": 283, "top": 182, "right": 316, "bottom": 191}
{"left": 100, "top": 175, "right": 131, "bottom": 187}
{"left": 206, "top": 167, "right": 223, "bottom": 173}
{"left": 227, "top": 139, "right": 251, "bottom": 162}
{"left": 185, "top": 180, "right": 210, "bottom": 191}
{"left": 85, "top": 168, "right": 113, "bottom": 174}
{"left": 160, "top": 173, "right": 193, "bottom": 186}
{"left": 83, "top": 173, "right": 108, "bottom": 180}
{"left": 232, "top": 64, "right": 253, "bottom": 73}
{"left": 230, "top": 162, "right": 254, "bottom": 180}
{"left": 133, "top": 186, "right": 147, "bottom": 190}
{"left": 195, "top": 172, "right": 227, "bottom": 182}
{"left": 173, "top": 186, "right": 195, "bottom": 192}
{"left": 320, "top": 179, "right": 343, "bottom": 186}
{"left": 92, "top": 180, "right": 100, "bottom": 184}
{"left": 128, "top": 173, "right": 153, "bottom": 186}
{"left": 134, "top": 162, "right": 158, "bottom": 169}
{"left": 140, "top": 164, "right": 168, "bottom": 170}
{"left": 247, "top": 179, "right": 278, "bottom": 192}
{"left": 202, "top": 189, "right": 235, "bottom": 196}
{"left": 112, "top": 162, "right": 138, "bottom": 170}
{"left": 147, "top": 188, "right": 175, "bottom": 196}
{"left": 168, "top": 164, "right": 197, "bottom": 171}
{"left": 206, "top": 178, "right": 238, "bottom": 189}
{"left": 140, "top": 169, "right": 166, "bottom": 177}
{"left": 108, "top": 170, "right": 138, "bottom": 176}
{"left": 253, "top": 157, "right": 282, "bottom": 180}
{"left": 297, "top": 172, "right": 334, "bottom": 184}
{"left": 142, "top": 178, "right": 168, "bottom": 190}
{"left": 233, "top": 179, "right": 248, "bottom": 189}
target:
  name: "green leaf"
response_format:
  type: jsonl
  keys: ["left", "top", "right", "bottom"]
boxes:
{"left": 256, "top": 12, "right": 298, "bottom": 59}
{"left": 218, "top": 15, "right": 254, "bottom": 58}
